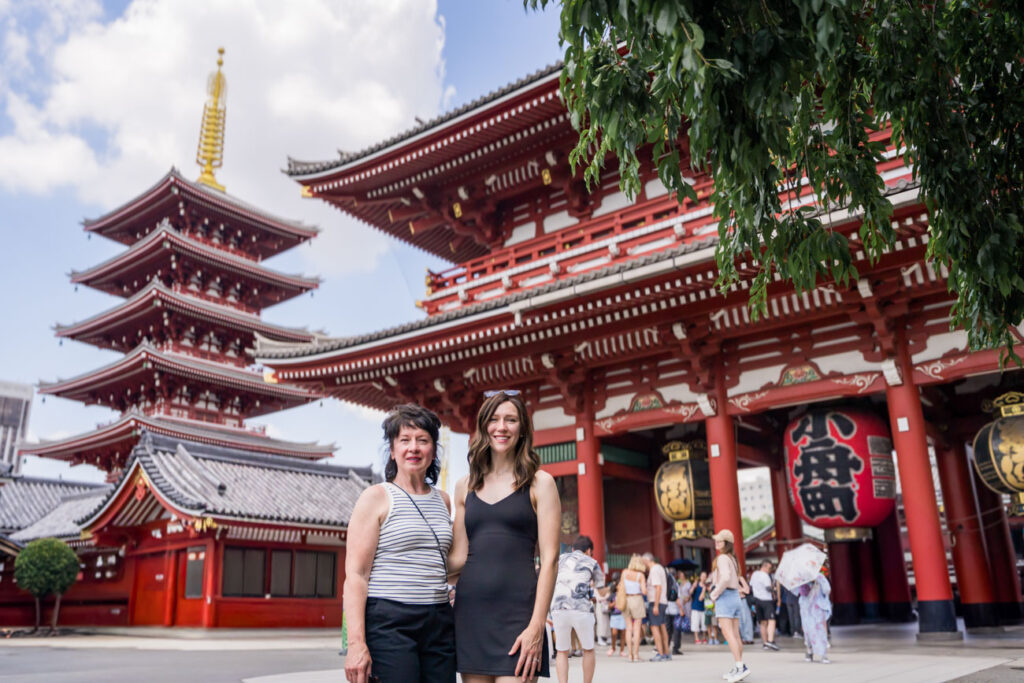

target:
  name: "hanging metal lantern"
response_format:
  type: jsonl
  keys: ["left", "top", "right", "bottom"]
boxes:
{"left": 784, "top": 408, "right": 896, "bottom": 542}
{"left": 654, "top": 440, "right": 713, "bottom": 540}
{"left": 973, "top": 391, "right": 1024, "bottom": 516}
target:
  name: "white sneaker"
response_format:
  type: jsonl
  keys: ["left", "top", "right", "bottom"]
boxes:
{"left": 821, "top": 657, "right": 832, "bottom": 664}
{"left": 722, "top": 666, "right": 737, "bottom": 680}
{"left": 727, "top": 665, "right": 751, "bottom": 682}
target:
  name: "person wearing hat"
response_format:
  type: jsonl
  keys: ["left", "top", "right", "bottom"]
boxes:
{"left": 709, "top": 529, "right": 749, "bottom": 683}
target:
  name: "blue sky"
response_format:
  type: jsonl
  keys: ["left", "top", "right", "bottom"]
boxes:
{"left": 0, "top": 0, "right": 563, "bottom": 486}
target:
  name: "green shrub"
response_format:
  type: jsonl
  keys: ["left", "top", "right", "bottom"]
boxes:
{"left": 14, "top": 538, "right": 80, "bottom": 632}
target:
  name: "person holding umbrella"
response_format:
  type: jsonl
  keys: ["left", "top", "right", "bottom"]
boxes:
{"left": 775, "top": 543, "right": 832, "bottom": 664}
{"left": 798, "top": 568, "right": 832, "bottom": 663}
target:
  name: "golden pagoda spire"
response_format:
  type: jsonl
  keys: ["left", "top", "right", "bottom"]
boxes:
{"left": 195, "top": 47, "right": 227, "bottom": 192}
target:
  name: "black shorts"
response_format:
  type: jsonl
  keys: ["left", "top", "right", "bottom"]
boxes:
{"left": 754, "top": 598, "right": 776, "bottom": 622}
{"left": 646, "top": 602, "right": 668, "bottom": 627}
{"left": 365, "top": 597, "right": 456, "bottom": 682}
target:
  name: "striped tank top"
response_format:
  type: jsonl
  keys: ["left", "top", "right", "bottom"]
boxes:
{"left": 367, "top": 482, "right": 453, "bottom": 605}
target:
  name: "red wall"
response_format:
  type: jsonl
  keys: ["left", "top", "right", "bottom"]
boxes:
{"left": 0, "top": 550, "right": 132, "bottom": 627}
{"left": 1, "top": 537, "right": 347, "bottom": 629}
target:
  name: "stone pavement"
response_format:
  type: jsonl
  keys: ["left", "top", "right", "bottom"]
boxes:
{"left": 1, "top": 621, "right": 1020, "bottom": 682}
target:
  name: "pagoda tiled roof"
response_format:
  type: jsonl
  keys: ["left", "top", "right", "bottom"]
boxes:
{"left": 55, "top": 281, "right": 319, "bottom": 345}
{"left": 256, "top": 236, "right": 718, "bottom": 362}
{"left": 70, "top": 221, "right": 320, "bottom": 297}
{"left": 0, "top": 475, "right": 108, "bottom": 534}
{"left": 21, "top": 411, "right": 335, "bottom": 461}
{"left": 80, "top": 432, "right": 374, "bottom": 530}
{"left": 39, "top": 342, "right": 319, "bottom": 404}
{"left": 10, "top": 488, "right": 112, "bottom": 544}
{"left": 85, "top": 168, "right": 319, "bottom": 243}
{"left": 286, "top": 63, "right": 563, "bottom": 178}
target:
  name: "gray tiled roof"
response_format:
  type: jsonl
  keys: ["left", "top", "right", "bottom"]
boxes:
{"left": 83, "top": 432, "right": 375, "bottom": 529}
{"left": 256, "top": 236, "right": 718, "bottom": 360}
{"left": 0, "top": 476, "right": 108, "bottom": 534}
{"left": 285, "top": 62, "right": 563, "bottom": 177}
{"left": 10, "top": 489, "right": 111, "bottom": 543}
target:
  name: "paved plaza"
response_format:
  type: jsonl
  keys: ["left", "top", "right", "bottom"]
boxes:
{"left": 0, "top": 622, "right": 1021, "bottom": 682}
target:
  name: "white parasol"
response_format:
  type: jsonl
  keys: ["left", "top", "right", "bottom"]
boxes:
{"left": 775, "top": 543, "right": 827, "bottom": 591}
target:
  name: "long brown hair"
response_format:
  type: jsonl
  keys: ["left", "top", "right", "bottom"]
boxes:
{"left": 715, "top": 540, "right": 738, "bottom": 573}
{"left": 467, "top": 392, "right": 539, "bottom": 491}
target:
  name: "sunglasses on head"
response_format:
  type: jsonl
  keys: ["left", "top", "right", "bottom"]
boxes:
{"left": 483, "top": 389, "right": 521, "bottom": 397}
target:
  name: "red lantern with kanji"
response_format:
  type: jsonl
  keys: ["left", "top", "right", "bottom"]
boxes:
{"left": 783, "top": 408, "right": 896, "bottom": 542}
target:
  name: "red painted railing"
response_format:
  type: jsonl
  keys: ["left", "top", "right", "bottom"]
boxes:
{"left": 422, "top": 176, "right": 716, "bottom": 315}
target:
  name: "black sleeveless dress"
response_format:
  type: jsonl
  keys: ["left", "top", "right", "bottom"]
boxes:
{"left": 454, "top": 485, "right": 550, "bottom": 677}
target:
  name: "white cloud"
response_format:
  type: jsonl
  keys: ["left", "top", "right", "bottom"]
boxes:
{"left": 0, "top": 0, "right": 448, "bottom": 277}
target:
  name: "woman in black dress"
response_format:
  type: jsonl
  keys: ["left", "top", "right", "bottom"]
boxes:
{"left": 449, "top": 390, "right": 561, "bottom": 681}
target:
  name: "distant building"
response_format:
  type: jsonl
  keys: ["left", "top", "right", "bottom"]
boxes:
{"left": 0, "top": 381, "right": 32, "bottom": 475}
{"left": 739, "top": 472, "right": 773, "bottom": 520}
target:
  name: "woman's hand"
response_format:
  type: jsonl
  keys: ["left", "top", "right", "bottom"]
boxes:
{"left": 344, "top": 640, "right": 372, "bottom": 683}
{"left": 509, "top": 621, "right": 545, "bottom": 681}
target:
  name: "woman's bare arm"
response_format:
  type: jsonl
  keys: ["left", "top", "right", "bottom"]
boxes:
{"left": 343, "top": 485, "right": 386, "bottom": 683}
{"left": 511, "top": 470, "right": 561, "bottom": 680}
{"left": 447, "top": 476, "right": 469, "bottom": 581}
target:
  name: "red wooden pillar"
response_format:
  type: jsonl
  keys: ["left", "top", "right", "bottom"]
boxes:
{"left": 162, "top": 549, "right": 177, "bottom": 627}
{"left": 856, "top": 539, "right": 881, "bottom": 621}
{"left": 705, "top": 379, "right": 745, "bottom": 573}
{"left": 934, "top": 440, "right": 999, "bottom": 628}
{"left": 875, "top": 508, "right": 914, "bottom": 621}
{"left": 827, "top": 541, "right": 860, "bottom": 624}
{"left": 201, "top": 539, "right": 217, "bottom": 627}
{"left": 576, "top": 405, "right": 606, "bottom": 566}
{"left": 974, "top": 478, "right": 1024, "bottom": 624}
{"left": 884, "top": 342, "right": 958, "bottom": 636}
{"left": 770, "top": 466, "right": 802, "bottom": 559}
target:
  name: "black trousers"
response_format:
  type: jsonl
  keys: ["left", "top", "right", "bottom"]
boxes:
{"left": 365, "top": 598, "right": 456, "bottom": 682}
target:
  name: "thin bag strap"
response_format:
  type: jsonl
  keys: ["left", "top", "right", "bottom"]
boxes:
{"left": 392, "top": 483, "right": 448, "bottom": 577}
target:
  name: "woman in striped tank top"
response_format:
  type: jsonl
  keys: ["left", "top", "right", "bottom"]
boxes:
{"left": 344, "top": 404, "right": 456, "bottom": 683}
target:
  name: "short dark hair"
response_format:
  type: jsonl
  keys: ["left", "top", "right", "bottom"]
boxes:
{"left": 382, "top": 404, "right": 442, "bottom": 485}
{"left": 572, "top": 535, "right": 594, "bottom": 553}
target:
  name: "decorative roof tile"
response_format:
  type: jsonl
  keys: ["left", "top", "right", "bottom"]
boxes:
{"left": 0, "top": 476, "right": 108, "bottom": 534}
{"left": 82, "top": 432, "right": 375, "bottom": 530}
{"left": 285, "top": 63, "right": 563, "bottom": 177}
{"left": 10, "top": 489, "right": 111, "bottom": 543}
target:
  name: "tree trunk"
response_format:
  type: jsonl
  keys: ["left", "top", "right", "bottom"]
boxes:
{"left": 31, "top": 596, "right": 40, "bottom": 634}
{"left": 50, "top": 593, "right": 62, "bottom": 633}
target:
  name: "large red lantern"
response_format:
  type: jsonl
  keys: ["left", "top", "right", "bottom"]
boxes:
{"left": 783, "top": 408, "right": 896, "bottom": 542}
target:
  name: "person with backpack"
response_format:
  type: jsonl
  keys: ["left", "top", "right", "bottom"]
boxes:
{"left": 663, "top": 568, "right": 681, "bottom": 656}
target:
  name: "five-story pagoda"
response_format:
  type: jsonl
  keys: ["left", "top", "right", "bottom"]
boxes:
{"left": 23, "top": 49, "right": 332, "bottom": 475}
